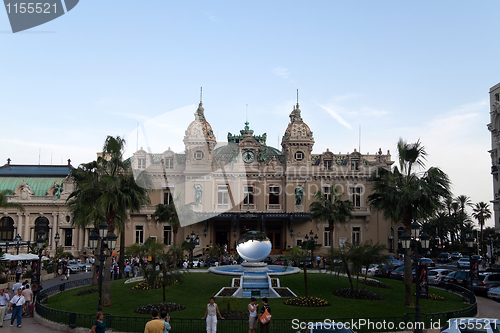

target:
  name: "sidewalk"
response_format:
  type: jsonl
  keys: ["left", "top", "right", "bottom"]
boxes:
{"left": 1, "top": 271, "right": 93, "bottom": 333}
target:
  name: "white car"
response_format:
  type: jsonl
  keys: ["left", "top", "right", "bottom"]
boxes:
{"left": 428, "top": 269, "right": 453, "bottom": 285}
{"left": 361, "top": 264, "right": 379, "bottom": 277}
{"left": 441, "top": 318, "right": 500, "bottom": 333}
{"left": 487, "top": 286, "right": 500, "bottom": 301}
{"left": 457, "top": 258, "right": 470, "bottom": 268}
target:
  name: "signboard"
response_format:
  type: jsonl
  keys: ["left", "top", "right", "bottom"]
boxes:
{"left": 418, "top": 264, "right": 428, "bottom": 299}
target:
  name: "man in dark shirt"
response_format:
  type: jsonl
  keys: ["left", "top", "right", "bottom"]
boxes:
{"left": 259, "top": 297, "right": 271, "bottom": 333}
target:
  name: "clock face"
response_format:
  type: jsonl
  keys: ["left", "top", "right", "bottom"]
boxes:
{"left": 242, "top": 150, "right": 255, "bottom": 163}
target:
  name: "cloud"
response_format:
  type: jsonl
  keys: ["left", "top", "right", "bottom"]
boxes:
{"left": 273, "top": 67, "right": 290, "bottom": 79}
{"left": 204, "top": 11, "right": 217, "bottom": 22}
{"left": 318, "top": 104, "right": 352, "bottom": 129}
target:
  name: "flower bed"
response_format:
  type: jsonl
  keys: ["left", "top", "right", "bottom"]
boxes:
{"left": 333, "top": 288, "right": 384, "bottom": 300}
{"left": 217, "top": 287, "right": 238, "bottom": 297}
{"left": 284, "top": 296, "right": 330, "bottom": 307}
{"left": 363, "top": 279, "right": 393, "bottom": 289}
{"left": 274, "top": 288, "right": 294, "bottom": 297}
{"left": 74, "top": 288, "right": 98, "bottom": 296}
{"left": 134, "top": 302, "right": 186, "bottom": 314}
{"left": 131, "top": 279, "right": 178, "bottom": 291}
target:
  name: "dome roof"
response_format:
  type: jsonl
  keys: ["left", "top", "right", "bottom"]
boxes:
{"left": 283, "top": 104, "right": 313, "bottom": 139}
{"left": 184, "top": 102, "right": 215, "bottom": 140}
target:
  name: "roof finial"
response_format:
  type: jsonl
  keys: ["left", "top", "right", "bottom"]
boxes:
{"left": 246, "top": 104, "right": 248, "bottom": 123}
{"left": 7, "top": 158, "right": 11, "bottom": 165}
{"left": 296, "top": 89, "right": 299, "bottom": 108}
{"left": 200, "top": 87, "right": 203, "bottom": 104}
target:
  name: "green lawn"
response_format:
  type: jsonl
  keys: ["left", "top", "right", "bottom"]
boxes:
{"left": 45, "top": 272, "right": 469, "bottom": 320}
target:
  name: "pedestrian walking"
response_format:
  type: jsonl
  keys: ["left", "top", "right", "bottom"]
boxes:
{"left": 144, "top": 308, "right": 165, "bottom": 333}
{"left": 21, "top": 284, "right": 33, "bottom": 316}
{"left": 9, "top": 288, "right": 25, "bottom": 328}
{"left": 201, "top": 296, "right": 224, "bottom": 333}
{"left": 248, "top": 297, "right": 258, "bottom": 333}
{"left": 91, "top": 311, "right": 106, "bottom": 333}
{"left": 258, "top": 297, "right": 271, "bottom": 333}
{"left": 0, "top": 288, "right": 10, "bottom": 327}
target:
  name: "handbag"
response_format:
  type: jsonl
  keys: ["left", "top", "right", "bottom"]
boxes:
{"left": 259, "top": 306, "right": 271, "bottom": 325}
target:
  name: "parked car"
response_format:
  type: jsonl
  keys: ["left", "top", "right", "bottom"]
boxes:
{"left": 486, "top": 263, "right": 500, "bottom": 273}
{"left": 441, "top": 271, "right": 457, "bottom": 284}
{"left": 450, "top": 270, "right": 471, "bottom": 287}
{"left": 450, "top": 253, "right": 463, "bottom": 261}
{"left": 473, "top": 273, "right": 500, "bottom": 294}
{"left": 487, "top": 286, "right": 500, "bottom": 301}
{"left": 361, "top": 264, "right": 379, "bottom": 277}
{"left": 428, "top": 269, "right": 453, "bottom": 285}
{"left": 419, "top": 258, "right": 435, "bottom": 267}
{"left": 437, "top": 253, "right": 452, "bottom": 263}
{"left": 298, "top": 258, "right": 313, "bottom": 268}
{"left": 440, "top": 318, "right": 500, "bottom": 333}
{"left": 66, "top": 263, "right": 81, "bottom": 273}
{"left": 77, "top": 262, "right": 92, "bottom": 272}
{"left": 375, "top": 265, "right": 401, "bottom": 278}
{"left": 297, "top": 322, "right": 356, "bottom": 333}
{"left": 390, "top": 266, "right": 405, "bottom": 279}
{"left": 457, "top": 258, "right": 470, "bottom": 268}
{"left": 385, "top": 255, "right": 403, "bottom": 266}
{"left": 471, "top": 255, "right": 482, "bottom": 264}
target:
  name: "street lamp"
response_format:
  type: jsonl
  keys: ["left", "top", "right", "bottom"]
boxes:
{"left": 88, "top": 221, "right": 117, "bottom": 311}
{"left": 465, "top": 228, "right": 475, "bottom": 303}
{"left": 400, "top": 224, "right": 429, "bottom": 333}
{"left": 14, "top": 234, "right": 22, "bottom": 255}
{"left": 36, "top": 230, "right": 47, "bottom": 285}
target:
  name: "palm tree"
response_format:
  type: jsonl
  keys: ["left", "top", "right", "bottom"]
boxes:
{"left": 153, "top": 203, "right": 179, "bottom": 244}
{"left": 472, "top": 202, "right": 492, "bottom": 247}
{"left": 286, "top": 245, "right": 312, "bottom": 298}
{"left": 367, "top": 138, "right": 451, "bottom": 307}
{"left": 67, "top": 136, "right": 150, "bottom": 308}
{"left": 309, "top": 187, "right": 354, "bottom": 251}
{"left": 0, "top": 190, "right": 25, "bottom": 211}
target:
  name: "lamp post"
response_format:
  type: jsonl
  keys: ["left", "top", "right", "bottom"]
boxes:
{"left": 36, "top": 230, "right": 47, "bottom": 285}
{"left": 465, "top": 228, "right": 475, "bottom": 303}
{"left": 400, "top": 221, "right": 430, "bottom": 333}
{"left": 14, "top": 234, "right": 22, "bottom": 255}
{"left": 88, "top": 221, "right": 117, "bottom": 311}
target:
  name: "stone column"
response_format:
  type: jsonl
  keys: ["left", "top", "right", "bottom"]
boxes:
{"left": 51, "top": 213, "right": 58, "bottom": 251}
{"left": 23, "top": 213, "right": 30, "bottom": 241}
{"left": 78, "top": 227, "right": 84, "bottom": 252}
{"left": 16, "top": 212, "right": 23, "bottom": 239}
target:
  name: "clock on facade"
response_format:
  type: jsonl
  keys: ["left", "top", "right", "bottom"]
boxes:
{"left": 242, "top": 150, "right": 255, "bottom": 163}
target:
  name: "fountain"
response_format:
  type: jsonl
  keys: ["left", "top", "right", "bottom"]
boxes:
{"left": 209, "top": 231, "right": 299, "bottom": 298}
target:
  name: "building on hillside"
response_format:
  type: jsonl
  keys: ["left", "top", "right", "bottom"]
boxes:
{"left": 488, "top": 82, "right": 500, "bottom": 233}
{"left": 0, "top": 99, "right": 404, "bottom": 258}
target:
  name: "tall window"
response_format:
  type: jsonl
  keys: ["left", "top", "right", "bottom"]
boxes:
{"left": 64, "top": 228, "right": 73, "bottom": 247}
{"left": 218, "top": 185, "right": 229, "bottom": 205}
{"left": 0, "top": 217, "right": 14, "bottom": 241}
{"left": 324, "top": 160, "right": 332, "bottom": 170}
{"left": 164, "top": 190, "right": 173, "bottom": 205}
{"left": 323, "top": 225, "right": 331, "bottom": 247}
{"left": 135, "top": 225, "right": 144, "bottom": 244}
{"left": 243, "top": 185, "right": 254, "bottom": 204}
{"left": 163, "top": 226, "right": 172, "bottom": 246}
{"left": 352, "top": 226, "right": 361, "bottom": 245}
{"left": 138, "top": 158, "right": 146, "bottom": 169}
{"left": 323, "top": 186, "right": 331, "bottom": 201}
{"left": 268, "top": 185, "right": 280, "bottom": 204}
{"left": 351, "top": 159, "right": 359, "bottom": 171}
{"left": 165, "top": 157, "right": 174, "bottom": 169}
{"left": 350, "top": 186, "right": 361, "bottom": 207}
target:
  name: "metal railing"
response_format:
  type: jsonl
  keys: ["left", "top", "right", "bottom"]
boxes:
{"left": 35, "top": 280, "right": 477, "bottom": 333}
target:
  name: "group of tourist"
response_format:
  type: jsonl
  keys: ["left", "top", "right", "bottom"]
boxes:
{"left": 0, "top": 280, "right": 34, "bottom": 328}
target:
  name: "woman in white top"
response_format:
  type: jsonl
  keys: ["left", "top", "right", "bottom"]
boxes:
{"left": 248, "top": 297, "right": 259, "bottom": 333}
{"left": 201, "top": 296, "right": 224, "bottom": 333}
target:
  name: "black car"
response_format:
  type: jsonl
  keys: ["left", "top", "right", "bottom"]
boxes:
{"left": 376, "top": 265, "right": 401, "bottom": 278}
{"left": 450, "top": 270, "right": 471, "bottom": 287}
{"left": 437, "top": 253, "right": 451, "bottom": 263}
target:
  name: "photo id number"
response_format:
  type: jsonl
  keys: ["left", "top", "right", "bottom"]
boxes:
{"left": 5, "top": 2, "right": 57, "bottom": 14}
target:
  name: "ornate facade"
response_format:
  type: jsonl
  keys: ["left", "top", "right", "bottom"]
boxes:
{"left": 488, "top": 82, "right": 500, "bottom": 232}
{"left": 1, "top": 99, "right": 402, "bottom": 257}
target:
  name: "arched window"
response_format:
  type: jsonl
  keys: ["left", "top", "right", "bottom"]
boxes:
{"left": 0, "top": 217, "right": 14, "bottom": 241}
{"left": 35, "top": 217, "right": 50, "bottom": 241}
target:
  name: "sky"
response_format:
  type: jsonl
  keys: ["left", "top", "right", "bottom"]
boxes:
{"left": 0, "top": 1, "right": 497, "bottom": 227}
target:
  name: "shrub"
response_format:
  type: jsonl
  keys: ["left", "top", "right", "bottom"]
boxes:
{"left": 284, "top": 296, "right": 330, "bottom": 307}
{"left": 134, "top": 302, "right": 186, "bottom": 314}
{"left": 74, "top": 288, "right": 98, "bottom": 296}
{"left": 333, "top": 288, "right": 384, "bottom": 300}
{"left": 131, "top": 279, "right": 178, "bottom": 291}
{"left": 22, "top": 270, "right": 32, "bottom": 279}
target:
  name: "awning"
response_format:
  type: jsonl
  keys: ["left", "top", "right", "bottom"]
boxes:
{"left": 1, "top": 253, "right": 41, "bottom": 261}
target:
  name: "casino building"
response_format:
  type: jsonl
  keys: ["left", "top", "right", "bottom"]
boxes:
{"left": 0, "top": 99, "right": 401, "bottom": 258}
